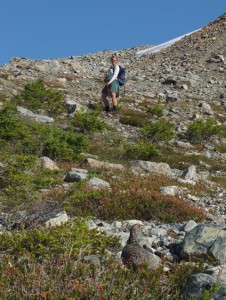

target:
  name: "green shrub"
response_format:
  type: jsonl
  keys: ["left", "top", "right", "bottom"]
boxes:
{"left": 119, "top": 108, "right": 148, "bottom": 127}
{"left": 72, "top": 109, "right": 107, "bottom": 133}
{"left": 0, "top": 218, "right": 120, "bottom": 261}
{"left": 185, "top": 118, "right": 223, "bottom": 143}
{"left": 25, "top": 122, "right": 88, "bottom": 161}
{"left": 39, "top": 125, "right": 89, "bottom": 161}
{"left": 0, "top": 103, "right": 88, "bottom": 160}
{"left": 0, "top": 103, "right": 26, "bottom": 141}
{"left": 124, "top": 141, "right": 159, "bottom": 160}
{"left": 14, "top": 78, "right": 65, "bottom": 117}
{"left": 141, "top": 118, "right": 176, "bottom": 142}
{"left": 0, "top": 154, "right": 62, "bottom": 210}
{"left": 146, "top": 104, "right": 164, "bottom": 117}
{"left": 87, "top": 133, "right": 127, "bottom": 163}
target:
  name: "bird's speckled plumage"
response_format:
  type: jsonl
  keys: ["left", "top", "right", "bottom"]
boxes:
{"left": 121, "top": 224, "right": 160, "bottom": 270}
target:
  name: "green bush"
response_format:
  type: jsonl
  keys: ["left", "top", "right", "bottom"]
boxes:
{"left": 0, "top": 218, "right": 120, "bottom": 261}
{"left": 0, "top": 103, "right": 88, "bottom": 161}
{"left": 119, "top": 108, "right": 148, "bottom": 127}
{"left": 146, "top": 104, "right": 164, "bottom": 117}
{"left": 141, "top": 118, "right": 175, "bottom": 142}
{"left": 124, "top": 141, "right": 159, "bottom": 160}
{"left": 25, "top": 122, "right": 88, "bottom": 161}
{"left": 0, "top": 154, "right": 62, "bottom": 210}
{"left": 185, "top": 118, "right": 223, "bottom": 143}
{"left": 0, "top": 103, "right": 26, "bottom": 141}
{"left": 14, "top": 78, "right": 65, "bottom": 117}
{"left": 39, "top": 125, "right": 89, "bottom": 161}
{"left": 73, "top": 109, "right": 107, "bottom": 133}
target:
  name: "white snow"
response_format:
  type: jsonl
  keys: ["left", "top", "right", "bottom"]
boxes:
{"left": 136, "top": 29, "right": 201, "bottom": 57}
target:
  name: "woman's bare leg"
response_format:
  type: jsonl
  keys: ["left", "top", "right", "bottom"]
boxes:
{"left": 110, "top": 92, "right": 117, "bottom": 107}
{"left": 102, "top": 93, "right": 110, "bottom": 112}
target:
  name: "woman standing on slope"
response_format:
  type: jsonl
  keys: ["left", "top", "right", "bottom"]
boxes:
{"left": 101, "top": 54, "right": 120, "bottom": 117}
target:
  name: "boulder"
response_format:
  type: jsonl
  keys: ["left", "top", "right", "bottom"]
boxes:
{"left": 130, "top": 160, "right": 173, "bottom": 177}
{"left": 181, "top": 224, "right": 226, "bottom": 262}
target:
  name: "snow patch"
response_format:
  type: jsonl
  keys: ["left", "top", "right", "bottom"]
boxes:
{"left": 136, "top": 29, "right": 201, "bottom": 57}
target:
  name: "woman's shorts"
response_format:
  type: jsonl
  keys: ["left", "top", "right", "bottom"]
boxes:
{"left": 102, "top": 80, "right": 120, "bottom": 97}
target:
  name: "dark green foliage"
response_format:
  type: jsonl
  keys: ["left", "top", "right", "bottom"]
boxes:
{"left": 0, "top": 103, "right": 26, "bottom": 141}
{"left": 26, "top": 122, "right": 88, "bottom": 161}
{"left": 119, "top": 108, "right": 148, "bottom": 127}
{"left": 146, "top": 104, "right": 164, "bottom": 117}
{"left": 39, "top": 125, "right": 89, "bottom": 161}
{"left": 124, "top": 141, "right": 159, "bottom": 160}
{"left": 185, "top": 118, "right": 223, "bottom": 143}
{"left": 0, "top": 218, "right": 120, "bottom": 261}
{"left": 72, "top": 109, "right": 108, "bottom": 132}
{"left": 14, "top": 78, "right": 65, "bottom": 117}
{"left": 0, "top": 103, "right": 88, "bottom": 161}
{"left": 0, "top": 154, "right": 62, "bottom": 210}
{"left": 142, "top": 118, "right": 176, "bottom": 142}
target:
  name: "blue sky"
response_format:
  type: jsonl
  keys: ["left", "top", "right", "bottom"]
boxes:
{"left": 1, "top": 0, "right": 225, "bottom": 65}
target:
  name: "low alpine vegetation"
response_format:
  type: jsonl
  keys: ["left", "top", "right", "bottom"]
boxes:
{"left": 63, "top": 172, "right": 205, "bottom": 223}
{"left": 185, "top": 118, "right": 223, "bottom": 143}
{"left": 0, "top": 253, "right": 205, "bottom": 299}
{"left": 119, "top": 108, "right": 148, "bottom": 127}
{"left": 0, "top": 154, "right": 62, "bottom": 210}
{"left": 0, "top": 218, "right": 120, "bottom": 261}
{"left": 123, "top": 141, "right": 160, "bottom": 160}
{"left": 14, "top": 78, "right": 65, "bottom": 117}
{"left": 141, "top": 118, "right": 176, "bottom": 142}
{"left": 0, "top": 103, "right": 89, "bottom": 161}
{"left": 72, "top": 108, "right": 108, "bottom": 133}
{"left": 146, "top": 103, "right": 164, "bottom": 118}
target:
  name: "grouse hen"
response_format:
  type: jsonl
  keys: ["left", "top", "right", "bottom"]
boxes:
{"left": 121, "top": 223, "right": 160, "bottom": 270}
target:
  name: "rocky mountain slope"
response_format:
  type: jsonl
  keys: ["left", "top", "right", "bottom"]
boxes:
{"left": 1, "top": 12, "right": 226, "bottom": 299}
{"left": 1, "top": 13, "right": 226, "bottom": 205}
{"left": 1, "top": 14, "right": 226, "bottom": 112}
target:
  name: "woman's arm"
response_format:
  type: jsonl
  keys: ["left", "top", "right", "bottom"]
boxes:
{"left": 108, "top": 65, "right": 120, "bottom": 84}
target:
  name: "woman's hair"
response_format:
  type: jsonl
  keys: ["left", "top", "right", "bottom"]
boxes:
{"left": 111, "top": 54, "right": 118, "bottom": 62}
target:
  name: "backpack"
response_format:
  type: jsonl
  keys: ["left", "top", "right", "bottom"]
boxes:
{"left": 117, "top": 66, "right": 126, "bottom": 87}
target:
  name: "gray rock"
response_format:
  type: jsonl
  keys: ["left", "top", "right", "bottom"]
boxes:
{"left": 82, "top": 158, "right": 124, "bottom": 171}
{"left": 87, "top": 177, "right": 110, "bottom": 189}
{"left": 17, "top": 106, "right": 54, "bottom": 123}
{"left": 64, "top": 168, "right": 88, "bottom": 182}
{"left": 181, "top": 224, "right": 226, "bottom": 262}
{"left": 183, "top": 220, "right": 198, "bottom": 233}
{"left": 159, "top": 185, "right": 182, "bottom": 197}
{"left": 181, "top": 165, "right": 197, "bottom": 181}
{"left": 130, "top": 160, "right": 173, "bottom": 177}
{"left": 166, "top": 92, "right": 178, "bottom": 102}
{"left": 45, "top": 211, "right": 69, "bottom": 227}
{"left": 40, "top": 157, "right": 59, "bottom": 170}
{"left": 65, "top": 99, "right": 78, "bottom": 114}
{"left": 182, "top": 273, "right": 217, "bottom": 300}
